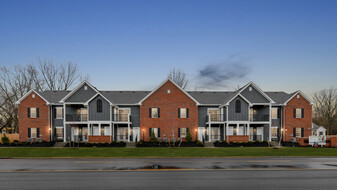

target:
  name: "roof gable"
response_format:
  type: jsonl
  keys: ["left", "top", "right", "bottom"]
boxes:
{"left": 240, "top": 84, "right": 270, "bottom": 103}
{"left": 84, "top": 93, "right": 115, "bottom": 106}
{"left": 15, "top": 89, "right": 50, "bottom": 105}
{"left": 138, "top": 78, "right": 200, "bottom": 105}
{"left": 60, "top": 81, "right": 99, "bottom": 103}
{"left": 283, "top": 90, "right": 314, "bottom": 105}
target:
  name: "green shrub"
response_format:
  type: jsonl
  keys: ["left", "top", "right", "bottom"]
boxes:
{"left": 185, "top": 130, "right": 193, "bottom": 142}
{"left": 13, "top": 140, "right": 19, "bottom": 143}
{"left": 1, "top": 134, "right": 10, "bottom": 144}
{"left": 25, "top": 142, "right": 31, "bottom": 145}
{"left": 196, "top": 140, "right": 204, "bottom": 147}
{"left": 214, "top": 140, "right": 220, "bottom": 144}
{"left": 149, "top": 131, "right": 158, "bottom": 142}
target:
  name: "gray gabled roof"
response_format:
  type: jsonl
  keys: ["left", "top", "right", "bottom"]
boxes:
{"left": 187, "top": 91, "right": 236, "bottom": 105}
{"left": 39, "top": 90, "right": 70, "bottom": 104}
{"left": 265, "top": 91, "right": 297, "bottom": 105}
{"left": 100, "top": 91, "right": 150, "bottom": 105}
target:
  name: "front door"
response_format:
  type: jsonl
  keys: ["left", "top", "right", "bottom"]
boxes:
{"left": 211, "top": 128, "right": 220, "bottom": 141}
{"left": 118, "top": 128, "right": 128, "bottom": 141}
{"left": 71, "top": 127, "right": 79, "bottom": 141}
{"left": 82, "top": 127, "right": 88, "bottom": 141}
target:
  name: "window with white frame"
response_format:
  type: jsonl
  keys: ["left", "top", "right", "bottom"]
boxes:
{"left": 227, "top": 126, "right": 234, "bottom": 135}
{"left": 208, "top": 109, "right": 220, "bottom": 121}
{"left": 272, "top": 108, "right": 278, "bottom": 119}
{"left": 30, "top": 108, "right": 37, "bottom": 118}
{"left": 179, "top": 108, "right": 188, "bottom": 118}
{"left": 93, "top": 126, "right": 100, "bottom": 136}
{"left": 271, "top": 127, "right": 278, "bottom": 138}
{"left": 295, "top": 128, "right": 302, "bottom": 137}
{"left": 295, "top": 108, "right": 302, "bottom": 118}
{"left": 56, "top": 127, "right": 63, "bottom": 138}
{"left": 56, "top": 107, "right": 63, "bottom": 119}
{"left": 31, "top": 128, "right": 37, "bottom": 138}
{"left": 118, "top": 109, "right": 130, "bottom": 121}
{"left": 150, "top": 108, "right": 159, "bottom": 118}
{"left": 180, "top": 128, "right": 187, "bottom": 138}
{"left": 104, "top": 126, "right": 110, "bottom": 136}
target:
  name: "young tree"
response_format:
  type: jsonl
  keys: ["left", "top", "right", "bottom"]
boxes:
{"left": 168, "top": 68, "right": 189, "bottom": 90}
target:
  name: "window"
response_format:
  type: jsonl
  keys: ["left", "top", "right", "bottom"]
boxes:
{"left": 179, "top": 108, "right": 188, "bottom": 118}
{"left": 31, "top": 128, "right": 37, "bottom": 138}
{"left": 271, "top": 127, "right": 278, "bottom": 138}
{"left": 28, "top": 107, "right": 38, "bottom": 118}
{"left": 149, "top": 128, "right": 160, "bottom": 138}
{"left": 235, "top": 100, "right": 241, "bottom": 113}
{"left": 97, "top": 99, "right": 102, "bottom": 112}
{"left": 56, "top": 107, "right": 63, "bottom": 119}
{"left": 179, "top": 128, "right": 188, "bottom": 138}
{"left": 56, "top": 128, "right": 63, "bottom": 138}
{"left": 118, "top": 109, "right": 130, "bottom": 121}
{"left": 80, "top": 108, "right": 88, "bottom": 121}
{"left": 295, "top": 128, "right": 302, "bottom": 137}
{"left": 104, "top": 126, "right": 110, "bottom": 136}
{"left": 294, "top": 108, "right": 303, "bottom": 118}
{"left": 227, "top": 126, "right": 234, "bottom": 135}
{"left": 92, "top": 126, "right": 100, "bottom": 136}
{"left": 319, "top": 131, "right": 324, "bottom": 136}
{"left": 272, "top": 108, "right": 278, "bottom": 119}
{"left": 150, "top": 108, "right": 160, "bottom": 118}
{"left": 208, "top": 109, "right": 220, "bottom": 121}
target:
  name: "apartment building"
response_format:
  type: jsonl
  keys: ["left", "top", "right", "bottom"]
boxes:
{"left": 16, "top": 78, "right": 313, "bottom": 143}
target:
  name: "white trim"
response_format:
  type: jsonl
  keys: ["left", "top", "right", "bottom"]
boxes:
{"left": 84, "top": 92, "right": 115, "bottom": 106}
{"left": 15, "top": 89, "right": 50, "bottom": 105}
{"left": 59, "top": 81, "right": 99, "bottom": 103}
{"left": 138, "top": 78, "right": 200, "bottom": 105}
{"left": 283, "top": 90, "right": 314, "bottom": 105}
{"left": 224, "top": 93, "right": 252, "bottom": 106}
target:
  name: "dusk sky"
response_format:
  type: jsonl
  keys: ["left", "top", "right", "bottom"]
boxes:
{"left": 1, "top": 0, "right": 337, "bottom": 96}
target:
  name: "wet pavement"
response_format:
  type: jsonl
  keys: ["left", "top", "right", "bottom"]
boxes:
{"left": 1, "top": 157, "right": 337, "bottom": 189}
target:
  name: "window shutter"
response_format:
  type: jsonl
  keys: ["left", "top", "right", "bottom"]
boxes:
{"left": 28, "top": 128, "right": 31, "bottom": 138}
{"left": 277, "top": 108, "right": 280, "bottom": 119}
{"left": 186, "top": 108, "right": 189, "bottom": 118}
{"left": 293, "top": 108, "right": 296, "bottom": 118}
{"left": 301, "top": 128, "right": 304, "bottom": 137}
{"left": 149, "top": 108, "right": 152, "bottom": 118}
{"left": 149, "top": 128, "right": 152, "bottom": 137}
{"left": 53, "top": 108, "right": 57, "bottom": 118}
{"left": 187, "top": 128, "right": 189, "bottom": 133}
{"left": 37, "top": 128, "right": 40, "bottom": 137}
{"left": 158, "top": 108, "right": 160, "bottom": 118}
{"left": 27, "top": 108, "right": 30, "bottom": 118}
{"left": 178, "top": 128, "right": 181, "bottom": 138}
{"left": 178, "top": 108, "right": 181, "bottom": 118}
{"left": 293, "top": 128, "right": 296, "bottom": 137}
{"left": 36, "top": 108, "right": 39, "bottom": 118}
{"left": 158, "top": 128, "right": 160, "bottom": 137}
{"left": 301, "top": 108, "right": 304, "bottom": 118}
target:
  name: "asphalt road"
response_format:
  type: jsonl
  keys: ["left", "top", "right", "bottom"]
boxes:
{"left": 1, "top": 157, "right": 337, "bottom": 189}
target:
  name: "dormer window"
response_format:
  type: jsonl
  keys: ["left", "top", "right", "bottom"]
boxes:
{"left": 235, "top": 100, "right": 241, "bottom": 113}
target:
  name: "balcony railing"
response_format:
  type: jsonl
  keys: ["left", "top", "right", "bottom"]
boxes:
{"left": 114, "top": 114, "right": 131, "bottom": 122}
{"left": 66, "top": 114, "right": 88, "bottom": 122}
{"left": 250, "top": 135, "right": 262, "bottom": 141}
{"left": 249, "top": 114, "right": 269, "bottom": 122}
{"left": 207, "top": 114, "right": 225, "bottom": 122}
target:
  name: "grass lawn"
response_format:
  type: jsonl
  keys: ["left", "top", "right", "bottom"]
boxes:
{"left": 0, "top": 147, "right": 337, "bottom": 158}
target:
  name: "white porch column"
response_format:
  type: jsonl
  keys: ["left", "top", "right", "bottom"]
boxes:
{"left": 112, "top": 123, "right": 115, "bottom": 141}
{"left": 208, "top": 123, "right": 211, "bottom": 142}
{"left": 237, "top": 123, "right": 239, "bottom": 135}
{"left": 248, "top": 123, "right": 250, "bottom": 141}
{"left": 269, "top": 104, "right": 272, "bottom": 142}
{"left": 109, "top": 123, "right": 112, "bottom": 142}
{"left": 99, "top": 123, "right": 101, "bottom": 136}
{"left": 127, "top": 122, "right": 130, "bottom": 142}
{"left": 64, "top": 124, "right": 67, "bottom": 142}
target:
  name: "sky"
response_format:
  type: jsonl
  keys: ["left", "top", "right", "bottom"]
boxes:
{"left": 1, "top": 0, "right": 337, "bottom": 96}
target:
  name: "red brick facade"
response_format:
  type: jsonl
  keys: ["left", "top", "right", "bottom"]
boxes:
{"left": 18, "top": 92, "right": 50, "bottom": 142}
{"left": 227, "top": 135, "right": 249, "bottom": 142}
{"left": 284, "top": 93, "right": 312, "bottom": 142}
{"left": 88, "top": 135, "right": 111, "bottom": 142}
{"left": 140, "top": 80, "right": 198, "bottom": 141}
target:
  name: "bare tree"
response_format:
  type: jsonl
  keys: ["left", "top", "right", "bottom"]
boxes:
{"left": 313, "top": 88, "right": 337, "bottom": 135}
{"left": 0, "top": 58, "right": 87, "bottom": 132}
{"left": 168, "top": 68, "right": 189, "bottom": 90}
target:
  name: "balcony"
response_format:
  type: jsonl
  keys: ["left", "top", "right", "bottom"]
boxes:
{"left": 114, "top": 114, "right": 131, "bottom": 122}
{"left": 249, "top": 114, "right": 269, "bottom": 122}
{"left": 66, "top": 114, "right": 88, "bottom": 122}
{"left": 207, "top": 114, "right": 225, "bottom": 122}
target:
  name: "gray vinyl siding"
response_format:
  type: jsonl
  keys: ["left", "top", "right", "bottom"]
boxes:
{"left": 262, "top": 124, "right": 270, "bottom": 141}
{"left": 228, "top": 96, "right": 249, "bottom": 121}
{"left": 241, "top": 84, "right": 269, "bottom": 103}
{"left": 271, "top": 106, "right": 282, "bottom": 127}
{"left": 52, "top": 105, "right": 64, "bottom": 127}
{"left": 89, "top": 95, "right": 110, "bottom": 121}
{"left": 198, "top": 106, "right": 219, "bottom": 127}
{"left": 119, "top": 106, "right": 140, "bottom": 127}
{"left": 65, "top": 105, "right": 84, "bottom": 115}
{"left": 66, "top": 84, "right": 96, "bottom": 102}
